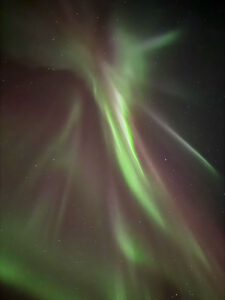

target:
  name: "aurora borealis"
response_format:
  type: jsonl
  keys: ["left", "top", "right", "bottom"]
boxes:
{"left": 0, "top": 1, "right": 224, "bottom": 299}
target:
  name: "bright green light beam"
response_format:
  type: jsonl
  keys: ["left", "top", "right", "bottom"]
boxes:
{"left": 145, "top": 109, "right": 219, "bottom": 176}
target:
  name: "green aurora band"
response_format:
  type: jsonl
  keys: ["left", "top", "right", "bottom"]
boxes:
{"left": 0, "top": 6, "right": 224, "bottom": 300}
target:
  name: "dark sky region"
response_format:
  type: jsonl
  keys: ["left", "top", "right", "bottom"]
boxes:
{"left": 0, "top": 1, "right": 224, "bottom": 300}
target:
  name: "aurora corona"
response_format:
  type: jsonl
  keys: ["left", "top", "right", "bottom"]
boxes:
{"left": 0, "top": 1, "right": 224, "bottom": 300}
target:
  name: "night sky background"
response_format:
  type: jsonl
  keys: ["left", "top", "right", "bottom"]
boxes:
{"left": 0, "top": 1, "right": 224, "bottom": 300}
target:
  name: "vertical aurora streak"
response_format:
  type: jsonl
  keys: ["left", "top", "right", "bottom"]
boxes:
{"left": 0, "top": 1, "right": 224, "bottom": 299}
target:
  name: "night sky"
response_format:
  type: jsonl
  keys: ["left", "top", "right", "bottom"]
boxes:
{"left": 0, "top": 1, "right": 224, "bottom": 300}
